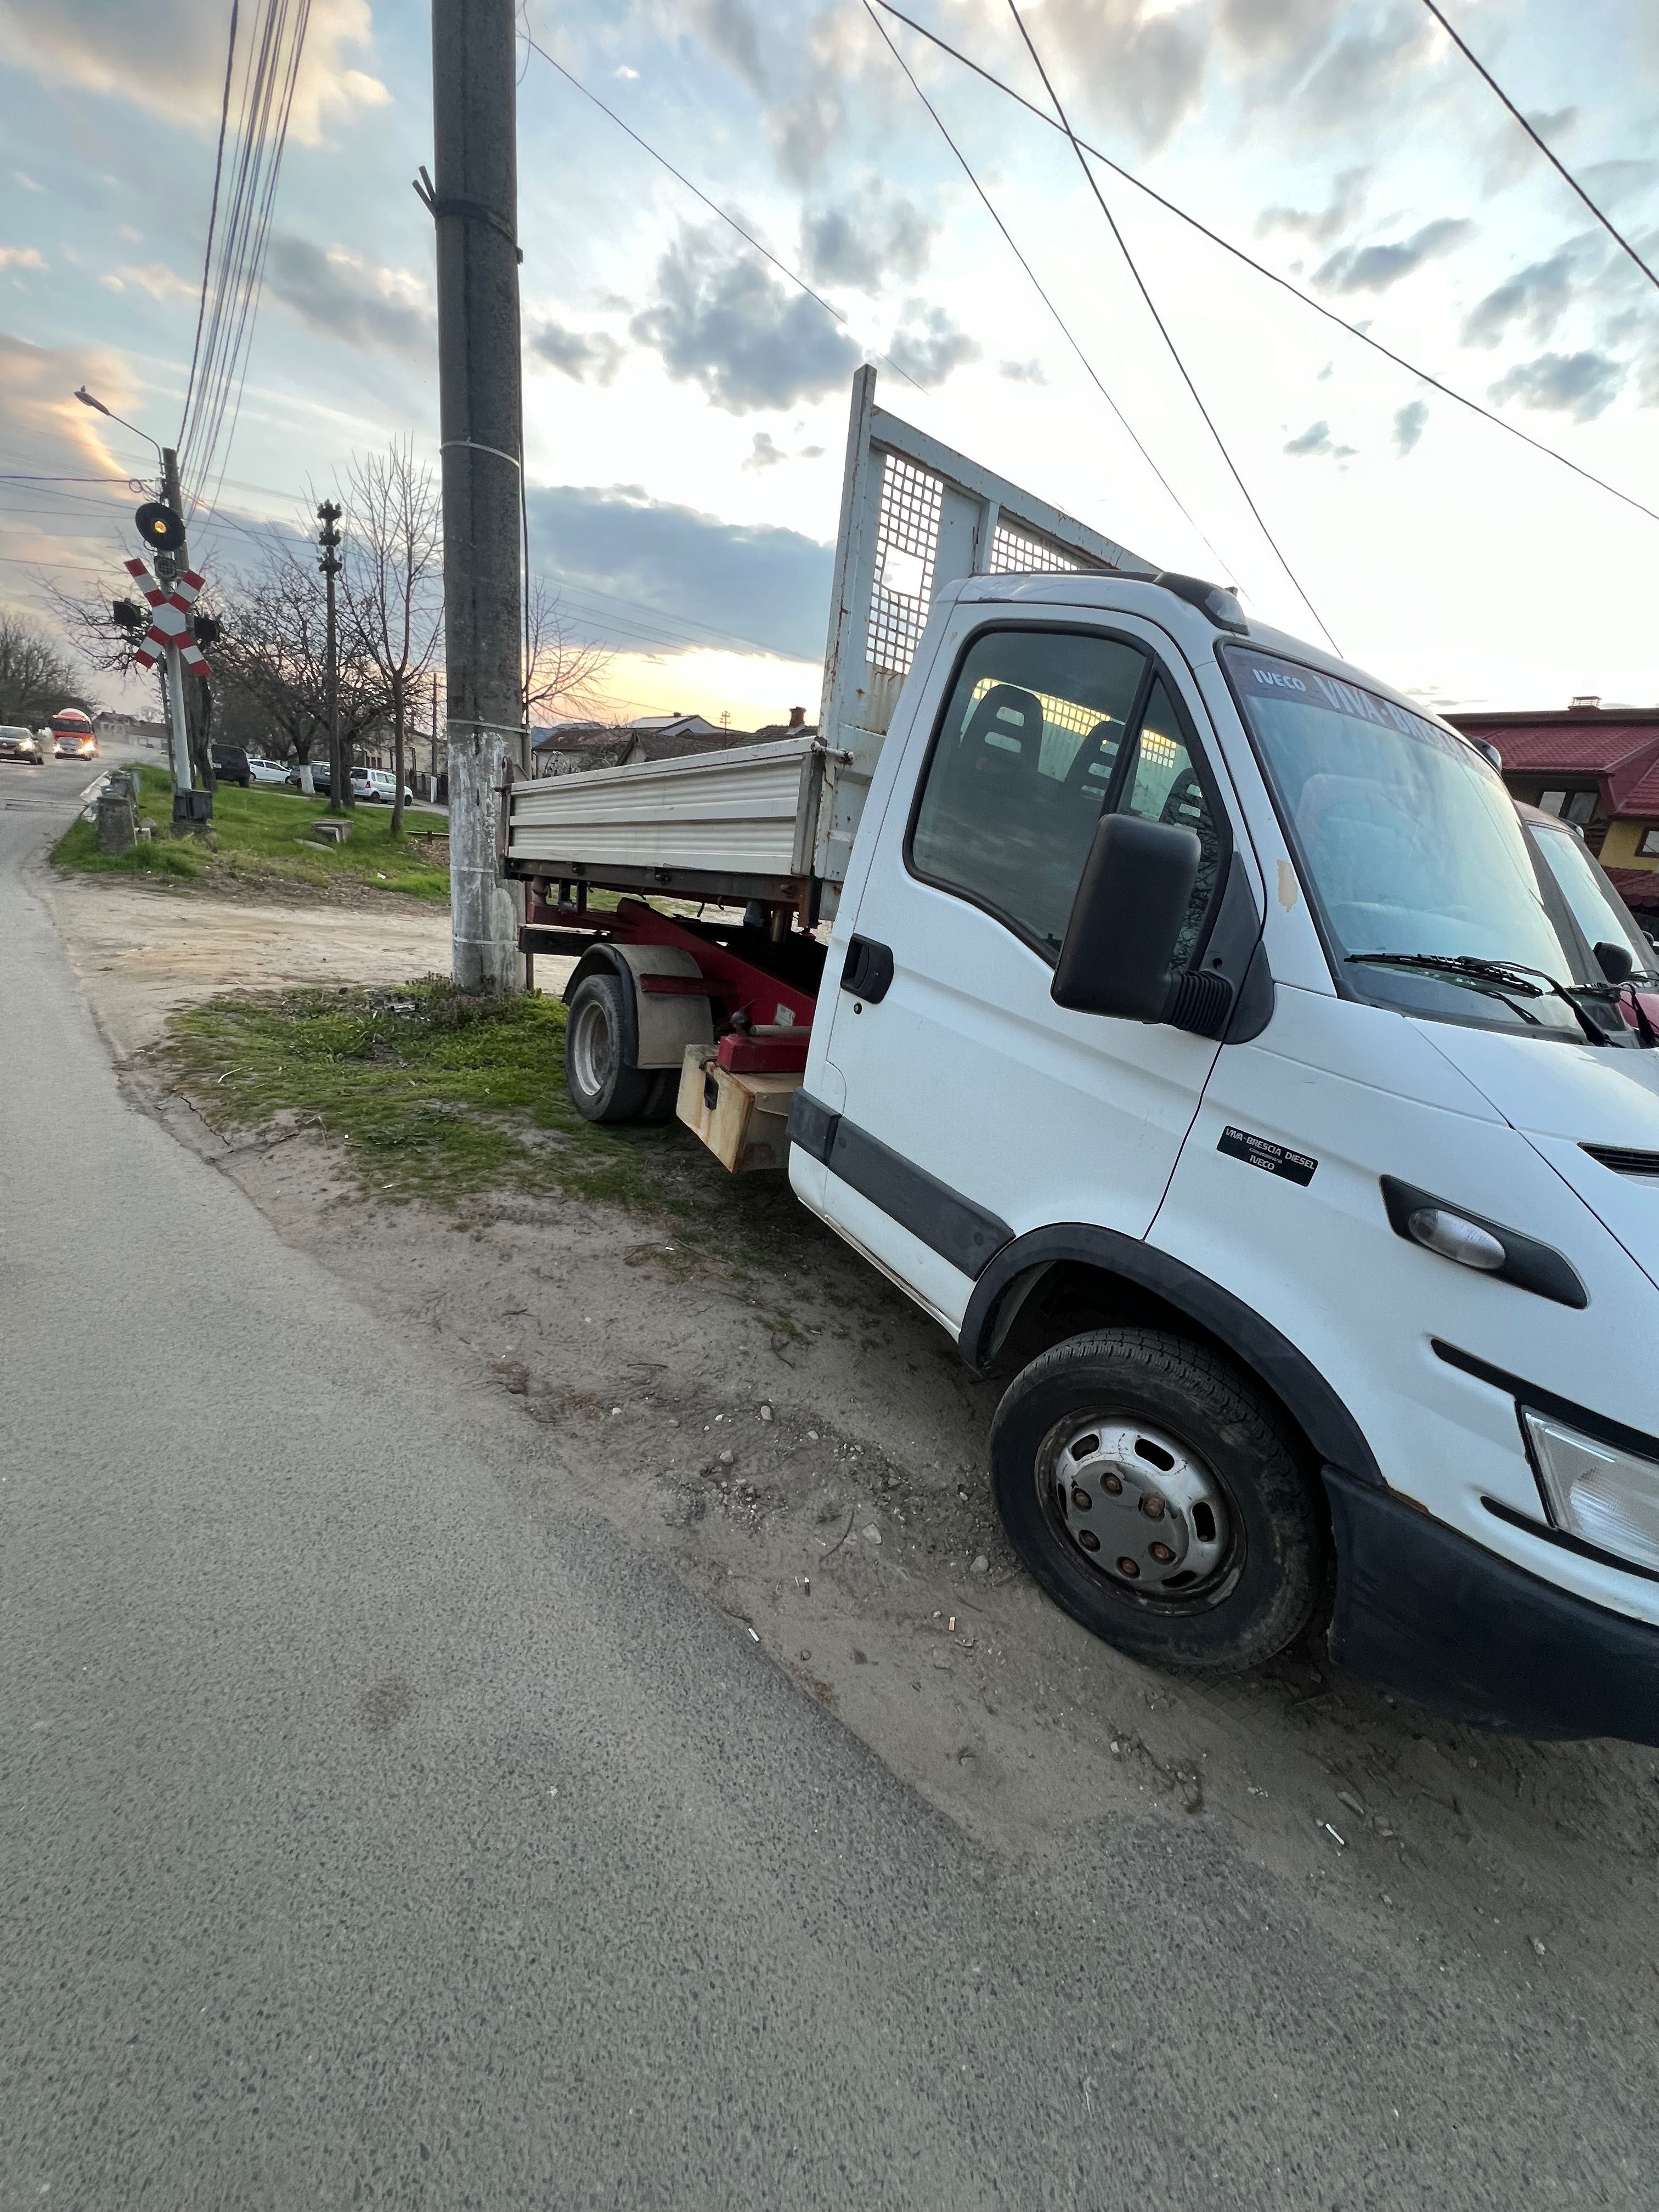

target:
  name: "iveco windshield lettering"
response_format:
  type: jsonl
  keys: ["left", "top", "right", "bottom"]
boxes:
{"left": 500, "top": 369, "right": 1659, "bottom": 1747}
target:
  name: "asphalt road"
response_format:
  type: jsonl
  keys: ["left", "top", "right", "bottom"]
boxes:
{"left": 3, "top": 773, "right": 1654, "bottom": 2211}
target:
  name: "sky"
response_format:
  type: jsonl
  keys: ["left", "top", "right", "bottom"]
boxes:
{"left": 1, "top": 0, "right": 1656, "bottom": 727}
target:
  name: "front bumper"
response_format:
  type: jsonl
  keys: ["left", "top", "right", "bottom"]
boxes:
{"left": 1324, "top": 1466, "right": 1659, "bottom": 1745}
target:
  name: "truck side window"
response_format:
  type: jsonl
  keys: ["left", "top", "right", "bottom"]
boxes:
{"left": 1116, "top": 677, "right": 1222, "bottom": 966}
{"left": 909, "top": 628, "right": 1149, "bottom": 956}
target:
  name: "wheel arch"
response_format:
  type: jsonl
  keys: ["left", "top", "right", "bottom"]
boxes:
{"left": 960, "top": 1223, "right": 1382, "bottom": 1491}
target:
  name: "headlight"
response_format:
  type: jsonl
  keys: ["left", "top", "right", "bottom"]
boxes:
{"left": 1524, "top": 1410, "right": 1659, "bottom": 1572}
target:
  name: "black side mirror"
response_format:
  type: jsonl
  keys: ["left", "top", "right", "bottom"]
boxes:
{"left": 1052, "top": 812, "right": 1200, "bottom": 1021}
{"left": 1595, "top": 939, "right": 1634, "bottom": 985}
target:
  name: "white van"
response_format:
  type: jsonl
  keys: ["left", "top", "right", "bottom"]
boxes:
{"left": 508, "top": 378, "right": 1659, "bottom": 1743}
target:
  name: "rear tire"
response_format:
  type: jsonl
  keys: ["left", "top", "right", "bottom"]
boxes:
{"left": 990, "top": 1327, "right": 1327, "bottom": 1674}
{"left": 563, "top": 972, "right": 656, "bottom": 1124}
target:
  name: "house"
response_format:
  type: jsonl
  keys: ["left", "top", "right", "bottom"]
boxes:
{"left": 1448, "top": 697, "right": 1659, "bottom": 917}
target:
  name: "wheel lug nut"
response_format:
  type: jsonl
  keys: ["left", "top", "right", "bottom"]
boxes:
{"left": 1116, "top": 1556, "right": 1139, "bottom": 1578}
{"left": 1070, "top": 1485, "right": 1092, "bottom": 1511}
{"left": 1077, "top": 1528, "right": 1101, "bottom": 1553}
{"left": 1149, "top": 1542, "right": 1175, "bottom": 1564}
{"left": 1139, "top": 1494, "right": 1165, "bottom": 1519}
{"left": 1102, "top": 1472, "right": 1123, "bottom": 1494}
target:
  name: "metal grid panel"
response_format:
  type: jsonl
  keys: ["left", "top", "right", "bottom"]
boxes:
{"left": 989, "top": 521, "right": 1082, "bottom": 575}
{"left": 868, "top": 450, "right": 944, "bottom": 676}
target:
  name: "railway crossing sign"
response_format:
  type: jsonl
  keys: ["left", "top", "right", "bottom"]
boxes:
{"left": 122, "top": 555, "right": 211, "bottom": 679}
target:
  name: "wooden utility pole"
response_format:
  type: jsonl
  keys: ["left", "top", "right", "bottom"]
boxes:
{"left": 426, "top": 0, "right": 523, "bottom": 989}
{"left": 317, "top": 500, "right": 346, "bottom": 812}
{"left": 159, "top": 447, "right": 195, "bottom": 805}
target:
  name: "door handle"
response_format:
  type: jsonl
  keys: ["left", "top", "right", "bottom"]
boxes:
{"left": 840, "top": 935, "right": 894, "bottom": 1003}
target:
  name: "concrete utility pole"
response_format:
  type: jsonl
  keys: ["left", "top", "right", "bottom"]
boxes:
{"left": 426, "top": 0, "right": 524, "bottom": 990}
{"left": 317, "top": 501, "right": 345, "bottom": 813}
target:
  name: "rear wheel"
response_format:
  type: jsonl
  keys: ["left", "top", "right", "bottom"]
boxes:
{"left": 991, "top": 1327, "right": 1327, "bottom": 1674}
{"left": 563, "top": 971, "right": 656, "bottom": 1124}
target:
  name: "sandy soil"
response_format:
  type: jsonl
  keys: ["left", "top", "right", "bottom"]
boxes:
{"left": 41, "top": 865, "right": 1659, "bottom": 2010}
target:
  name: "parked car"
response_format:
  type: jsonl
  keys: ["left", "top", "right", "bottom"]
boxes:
{"left": 351, "top": 765, "right": 414, "bottom": 805}
{"left": 289, "top": 759, "right": 330, "bottom": 795}
{"left": 211, "top": 744, "right": 253, "bottom": 787}
{"left": 0, "top": 725, "right": 43, "bottom": 764}
{"left": 246, "top": 756, "right": 291, "bottom": 786}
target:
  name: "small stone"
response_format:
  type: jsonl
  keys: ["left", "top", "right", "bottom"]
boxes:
{"left": 862, "top": 1525, "right": 882, "bottom": 1545}
{"left": 611, "top": 1407, "right": 622, "bottom": 1417}
{"left": 808, "top": 1430, "right": 819, "bottom": 1441}
{"left": 718, "top": 1449, "right": 733, "bottom": 1466}
{"left": 1533, "top": 1939, "right": 1546, "bottom": 1956}
{"left": 759, "top": 1405, "right": 774, "bottom": 1423}
{"left": 887, "top": 1472, "right": 900, "bottom": 1488}
{"left": 1337, "top": 1790, "right": 1366, "bottom": 1817}
{"left": 1110, "top": 1740, "right": 1122, "bottom": 1755}
{"left": 971, "top": 1554, "right": 989, "bottom": 1575}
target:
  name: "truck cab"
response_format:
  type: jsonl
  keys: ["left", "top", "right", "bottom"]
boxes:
{"left": 792, "top": 569, "right": 1659, "bottom": 1739}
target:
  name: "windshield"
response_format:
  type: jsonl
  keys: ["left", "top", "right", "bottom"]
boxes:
{"left": 1527, "top": 822, "right": 1656, "bottom": 980}
{"left": 1226, "top": 646, "right": 1583, "bottom": 1037}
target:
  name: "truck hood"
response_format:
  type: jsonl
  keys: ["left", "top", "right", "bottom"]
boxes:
{"left": 1419, "top": 1022, "right": 1659, "bottom": 1291}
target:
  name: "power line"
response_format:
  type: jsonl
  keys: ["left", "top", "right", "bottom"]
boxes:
{"left": 1003, "top": 0, "right": 1338, "bottom": 648}
{"left": 1418, "top": 0, "right": 1659, "bottom": 295}
{"left": 178, "top": 0, "right": 241, "bottom": 446}
{"left": 521, "top": 35, "right": 932, "bottom": 397}
{"left": 870, "top": 1, "right": 1659, "bottom": 531}
{"left": 860, "top": 0, "right": 1232, "bottom": 579}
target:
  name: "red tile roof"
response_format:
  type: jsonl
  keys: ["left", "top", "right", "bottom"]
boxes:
{"left": 1604, "top": 867, "right": 1659, "bottom": 912}
{"left": 1455, "top": 720, "right": 1659, "bottom": 778}
{"left": 1617, "top": 760, "right": 1659, "bottom": 818}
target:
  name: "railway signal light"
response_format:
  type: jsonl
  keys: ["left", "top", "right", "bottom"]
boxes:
{"left": 134, "top": 499, "right": 186, "bottom": 553}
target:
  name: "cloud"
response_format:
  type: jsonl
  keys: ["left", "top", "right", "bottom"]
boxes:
{"left": 1000, "top": 358, "right": 1047, "bottom": 384}
{"left": 887, "top": 301, "right": 979, "bottom": 386}
{"left": 1392, "top": 398, "right": 1429, "bottom": 455}
{"left": 801, "top": 186, "right": 934, "bottom": 292}
{"left": 744, "top": 431, "right": 785, "bottom": 470}
{"left": 526, "top": 482, "right": 832, "bottom": 661}
{"left": 1488, "top": 351, "right": 1624, "bottom": 423}
{"left": 1461, "top": 250, "right": 1577, "bottom": 349}
{"left": 0, "top": 0, "right": 387, "bottom": 144}
{"left": 14, "top": 172, "right": 42, "bottom": 193}
{"left": 100, "top": 261, "right": 193, "bottom": 301}
{"left": 529, "top": 320, "right": 624, "bottom": 386}
{"left": 629, "top": 226, "right": 859, "bottom": 414}
{"left": 1283, "top": 419, "right": 1356, "bottom": 459}
{"left": 0, "top": 246, "right": 47, "bottom": 272}
{"left": 1024, "top": 0, "right": 1208, "bottom": 154}
{"left": 1314, "top": 217, "right": 1474, "bottom": 294}
{"left": 1257, "top": 166, "right": 1369, "bottom": 249}
{"left": 1577, "top": 159, "right": 1659, "bottom": 208}
{"left": 262, "top": 234, "right": 433, "bottom": 356}
{"left": 697, "top": 0, "right": 770, "bottom": 97}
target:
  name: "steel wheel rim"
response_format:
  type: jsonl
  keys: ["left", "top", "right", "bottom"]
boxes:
{"left": 1037, "top": 1415, "right": 1237, "bottom": 1604}
{"left": 569, "top": 994, "right": 616, "bottom": 1098}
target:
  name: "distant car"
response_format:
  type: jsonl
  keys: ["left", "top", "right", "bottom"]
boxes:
{"left": 0, "top": 725, "right": 43, "bottom": 764}
{"left": 52, "top": 731, "right": 97, "bottom": 759}
{"left": 211, "top": 743, "right": 253, "bottom": 786}
{"left": 246, "top": 756, "right": 291, "bottom": 786}
{"left": 289, "top": 760, "right": 330, "bottom": 794}
{"left": 351, "top": 765, "right": 414, "bottom": 805}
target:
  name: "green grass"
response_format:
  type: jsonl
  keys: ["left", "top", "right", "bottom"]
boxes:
{"left": 50, "top": 766, "right": 450, "bottom": 901}
{"left": 157, "top": 977, "right": 826, "bottom": 1278}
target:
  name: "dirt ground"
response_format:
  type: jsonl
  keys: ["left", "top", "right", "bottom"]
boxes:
{"left": 39, "top": 865, "right": 1659, "bottom": 2011}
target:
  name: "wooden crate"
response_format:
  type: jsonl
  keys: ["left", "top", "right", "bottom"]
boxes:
{"left": 675, "top": 1046, "right": 802, "bottom": 1172}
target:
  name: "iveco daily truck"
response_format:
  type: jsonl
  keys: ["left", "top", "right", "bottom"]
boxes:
{"left": 504, "top": 369, "right": 1659, "bottom": 1745}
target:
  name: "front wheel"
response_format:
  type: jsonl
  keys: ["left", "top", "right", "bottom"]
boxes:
{"left": 991, "top": 1327, "right": 1327, "bottom": 1674}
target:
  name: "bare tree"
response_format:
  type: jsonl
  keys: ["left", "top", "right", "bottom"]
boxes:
{"left": 0, "top": 608, "right": 94, "bottom": 728}
{"left": 343, "top": 441, "right": 443, "bottom": 834}
{"left": 523, "top": 577, "right": 614, "bottom": 736}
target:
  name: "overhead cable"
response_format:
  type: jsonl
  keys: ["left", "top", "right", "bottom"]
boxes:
{"left": 860, "top": 0, "right": 1232, "bottom": 578}
{"left": 1418, "top": 0, "right": 1658, "bottom": 295}
{"left": 870, "top": 1, "right": 1659, "bottom": 530}
{"left": 178, "top": 0, "right": 242, "bottom": 447}
{"left": 1007, "top": 1, "right": 1340, "bottom": 645}
{"left": 522, "top": 36, "right": 931, "bottom": 397}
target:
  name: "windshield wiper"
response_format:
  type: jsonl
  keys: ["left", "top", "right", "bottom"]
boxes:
{"left": 1347, "top": 951, "right": 1613, "bottom": 1043}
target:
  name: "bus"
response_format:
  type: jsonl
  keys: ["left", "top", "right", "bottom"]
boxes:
{"left": 49, "top": 708, "right": 97, "bottom": 760}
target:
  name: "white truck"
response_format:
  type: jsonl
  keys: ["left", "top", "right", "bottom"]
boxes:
{"left": 505, "top": 369, "right": 1659, "bottom": 1745}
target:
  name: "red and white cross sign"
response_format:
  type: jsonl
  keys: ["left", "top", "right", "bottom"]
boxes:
{"left": 123, "top": 555, "right": 211, "bottom": 678}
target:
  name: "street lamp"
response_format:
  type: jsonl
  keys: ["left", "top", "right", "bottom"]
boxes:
{"left": 73, "top": 385, "right": 165, "bottom": 479}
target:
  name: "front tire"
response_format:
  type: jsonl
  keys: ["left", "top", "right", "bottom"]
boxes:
{"left": 563, "top": 972, "right": 656, "bottom": 1124}
{"left": 991, "top": 1327, "right": 1327, "bottom": 1674}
